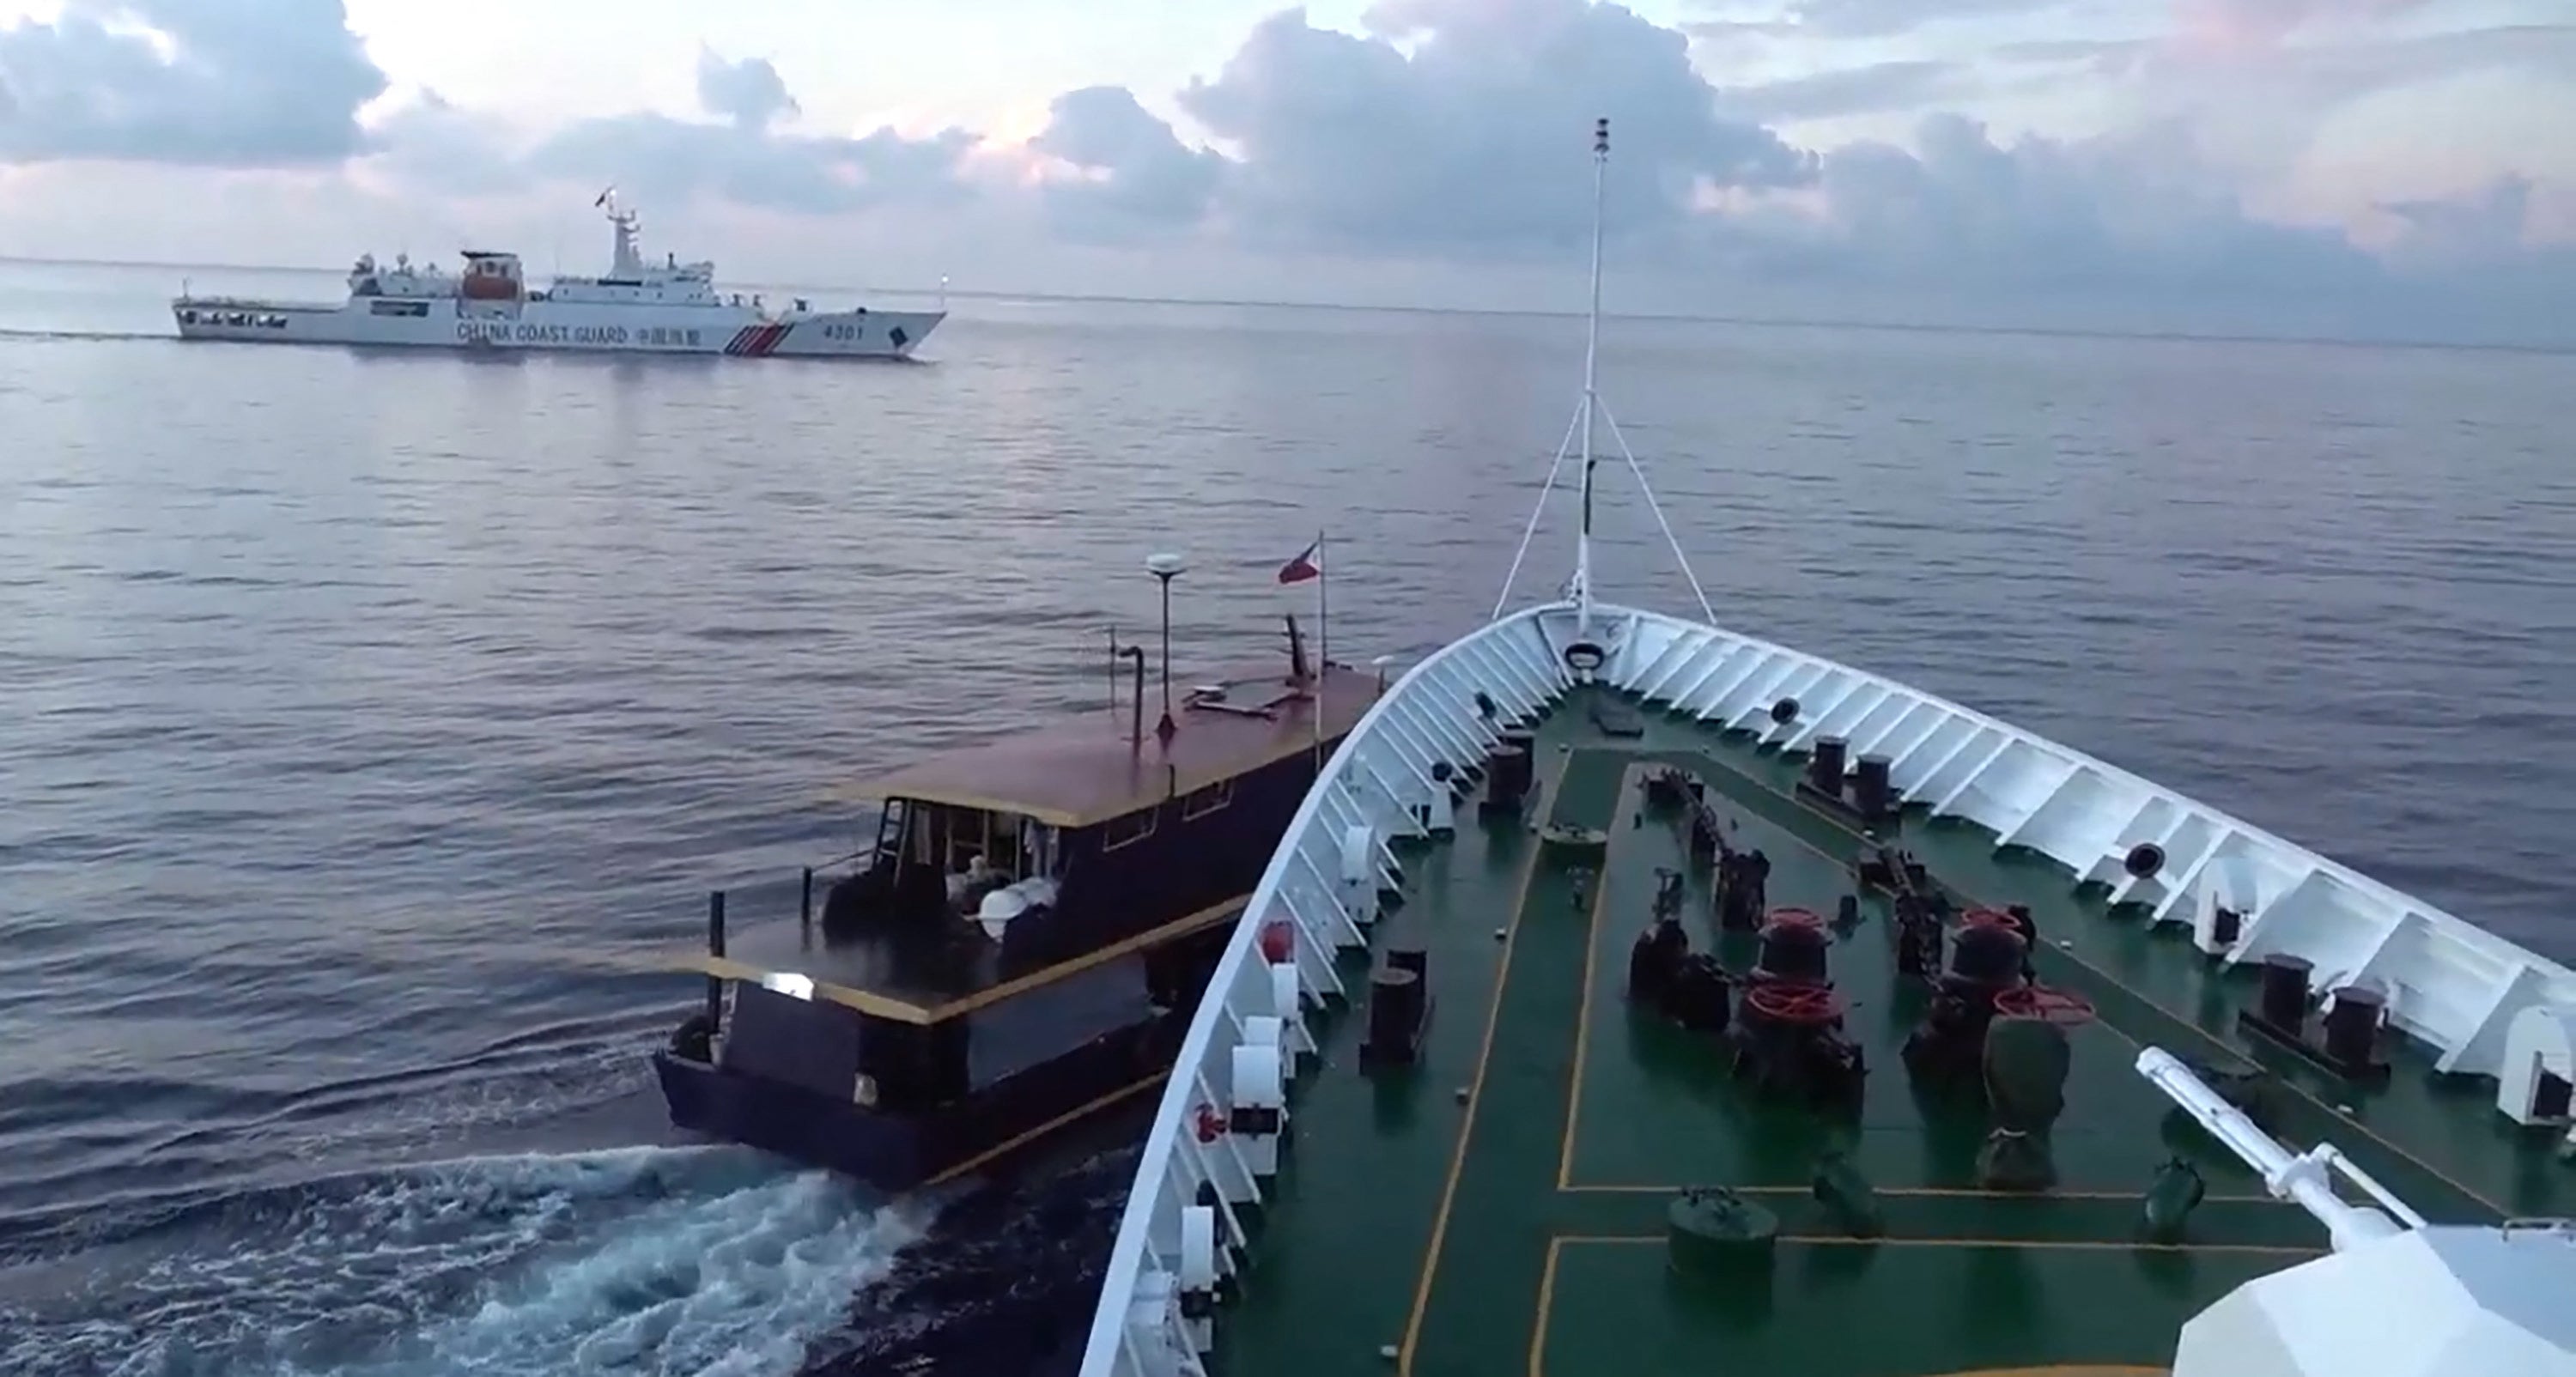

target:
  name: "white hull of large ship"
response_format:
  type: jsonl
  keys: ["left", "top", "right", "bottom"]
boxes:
{"left": 170, "top": 297, "right": 942, "bottom": 359}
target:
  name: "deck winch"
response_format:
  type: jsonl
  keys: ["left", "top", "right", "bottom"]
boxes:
{"left": 1732, "top": 982, "right": 1866, "bottom": 1109}
{"left": 1729, "top": 908, "right": 1865, "bottom": 1109}
{"left": 1752, "top": 907, "right": 1829, "bottom": 984}
{"left": 1628, "top": 869, "right": 1734, "bottom": 1033}
{"left": 1860, "top": 840, "right": 1952, "bottom": 979}
{"left": 1900, "top": 912, "right": 2031, "bottom": 1090}
{"left": 1712, "top": 848, "right": 1771, "bottom": 931}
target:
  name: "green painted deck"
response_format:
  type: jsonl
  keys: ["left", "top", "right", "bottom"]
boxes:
{"left": 1212, "top": 688, "right": 2576, "bottom": 1377}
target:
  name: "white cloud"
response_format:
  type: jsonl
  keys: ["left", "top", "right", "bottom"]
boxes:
{"left": 0, "top": 0, "right": 386, "bottom": 166}
{"left": 2, "top": 0, "right": 2571, "bottom": 343}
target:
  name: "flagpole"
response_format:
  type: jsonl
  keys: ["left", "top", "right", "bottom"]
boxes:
{"left": 1316, "top": 527, "right": 1328, "bottom": 682}
{"left": 1313, "top": 528, "right": 1327, "bottom": 776}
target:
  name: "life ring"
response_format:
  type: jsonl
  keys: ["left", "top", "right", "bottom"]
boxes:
{"left": 1194, "top": 1104, "right": 1228, "bottom": 1143}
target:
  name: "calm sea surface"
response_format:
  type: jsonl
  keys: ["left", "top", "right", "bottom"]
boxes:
{"left": 3, "top": 262, "right": 2572, "bottom": 1375}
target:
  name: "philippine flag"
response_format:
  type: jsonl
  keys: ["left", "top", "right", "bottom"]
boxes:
{"left": 1277, "top": 538, "right": 1322, "bottom": 585}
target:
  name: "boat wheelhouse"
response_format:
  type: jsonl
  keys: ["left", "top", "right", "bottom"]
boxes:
{"left": 654, "top": 612, "right": 1377, "bottom": 1191}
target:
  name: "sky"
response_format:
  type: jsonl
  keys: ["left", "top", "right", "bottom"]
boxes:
{"left": 0, "top": 0, "right": 2571, "bottom": 343}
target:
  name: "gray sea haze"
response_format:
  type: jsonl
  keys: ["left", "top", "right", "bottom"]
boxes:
{"left": 3, "top": 260, "right": 2573, "bottom": 1374}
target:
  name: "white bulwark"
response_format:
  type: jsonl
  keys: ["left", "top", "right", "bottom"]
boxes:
{"left": 171, "top": 193, "right": 941, "bottom": 360}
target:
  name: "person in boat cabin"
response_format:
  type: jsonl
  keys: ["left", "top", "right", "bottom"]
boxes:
{"left": 945, "top": 849, "right": 999, "bottom": 907}
{"left": 896, "top": 799, "right": 1062, "bottom": 915}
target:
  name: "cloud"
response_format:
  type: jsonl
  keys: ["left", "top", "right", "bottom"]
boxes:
{"left": 1690, "top": 0, "right": 2080, "bottom": 41}
{"left": 2378, "top": 174, "right": 2556, "bottom": 271}
{"left": 695, "top": 50, "right": 799, "bottom": 133}
{"left": 0, "top": 0, "right": 385, "bottom": 166}
{"left": 2168, "top": 0, "right": 2433, "bottom": 56}
{"left": 1714, "top": 59, "right": 1978, "bottom": 121}
{"left": 0, "top": 0, "right": 2568, "bottom": 343}
{"left": 1178, "top": 0, "right": 1813, "bottom": 256}
{"left": 1753, "top": 113, "right": 2384, "bottom": 297}
{"left": 525, "top": 117, "right": 979, "bottom": 216}
{"left": 1029, "top": 86, "right": 1227, "bottom": 238}
{"left": 364, "top": 91, "right": 528, "bottom": 197}
{"left": 520, "top": 51, "right": 979, "bottom": 216}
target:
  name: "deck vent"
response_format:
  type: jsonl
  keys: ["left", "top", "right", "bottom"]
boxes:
{"left": 2125, "top": 842, "right": 2167, "bottom": 879}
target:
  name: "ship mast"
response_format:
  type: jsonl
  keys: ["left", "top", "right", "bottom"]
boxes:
{"left": 1489, "top": 117, "right": 1720, "bottom": 628}
{"left": 599, "top": 185, "right": 644, "bottom": 277}
{"left": 1571, "top": 116, "right": 1608, "bottom": 638}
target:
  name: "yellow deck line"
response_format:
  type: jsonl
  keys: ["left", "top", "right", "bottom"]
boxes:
{"left": 1559, "top": 1184, "right": 2280, "bottom": 1202}
{"left": 1632, "top": 744, "right": 2507, "bottom": 1218}
{"left": 674, "top": 895, "right": 1247, "bottom": 1025}
{"left": 1553, "top": 1232, "right": 2320, "bottom": 1255}
{"left": 1397, "top": 744, "right": 1575, "bottom": 1377}
{"left": 1528, "top": 1233, "right": 2288, "bottom": 1377}
{"left": 1554, "top": 763, "right": 1636, "bottom": 1190}
{"left": 922, "top": 1071, "right": 1167, "bottom": 1186}
{"left": 1529, "top": 1236, "right": 1566, "bottom": 1377}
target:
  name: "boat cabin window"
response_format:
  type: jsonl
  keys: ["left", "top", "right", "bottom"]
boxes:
{"left": 1181, "top": 779, "right": 1235, "bottom": 821}
{"left": 1102, "top": 804, "right": 1159, "bottom": 852}
{"left": 891, "top": 800, "right": 1060, "bottom": 888}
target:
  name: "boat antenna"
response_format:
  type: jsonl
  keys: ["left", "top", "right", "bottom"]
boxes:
{"left": 1490, "top": 118, "right": 1718, "bottom": 628}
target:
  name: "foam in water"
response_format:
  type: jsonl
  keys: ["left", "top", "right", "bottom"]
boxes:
{"left": 0, "top": 1144, "right": 928, "bottom": 1377}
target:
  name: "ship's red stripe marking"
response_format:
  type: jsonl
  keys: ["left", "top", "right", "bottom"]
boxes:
{"left": 753, "top": 324, "right": 789, "bottom": 356}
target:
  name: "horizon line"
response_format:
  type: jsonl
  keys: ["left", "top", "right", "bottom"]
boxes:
{"left": 0, "top": 252, "right": 2566, "bottom": 360}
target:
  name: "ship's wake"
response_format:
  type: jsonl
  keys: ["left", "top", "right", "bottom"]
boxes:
{"left": 0, "top": 1146, "right": 930, "bottom": 1377}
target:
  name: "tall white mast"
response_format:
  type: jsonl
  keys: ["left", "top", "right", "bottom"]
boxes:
{"left": 1488, "top": 116, "right": 1719, "bottom": 629}
{"left": 1572, "top": 116, "right": 1608, "bottom": 638}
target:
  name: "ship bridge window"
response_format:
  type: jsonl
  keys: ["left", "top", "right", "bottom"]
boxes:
{"left": 370, "top": 299, "right": 428, "bottom": 318}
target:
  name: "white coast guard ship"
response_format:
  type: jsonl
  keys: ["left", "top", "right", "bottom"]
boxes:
{"left": 171, "top": 192, "right": 942, "bottom": 360}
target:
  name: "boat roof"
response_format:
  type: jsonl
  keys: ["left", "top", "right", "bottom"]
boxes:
{"left": 841, "top": 661, "right": 1380, "bottom": 828}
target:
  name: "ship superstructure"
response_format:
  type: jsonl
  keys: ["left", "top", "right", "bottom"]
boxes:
{"left": 173, "top": 193, "right": 939, "bottom": 359}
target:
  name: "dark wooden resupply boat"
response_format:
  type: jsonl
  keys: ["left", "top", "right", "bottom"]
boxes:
{"left": 654, "top": 610, "right": 1376, "bottom": 1191}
